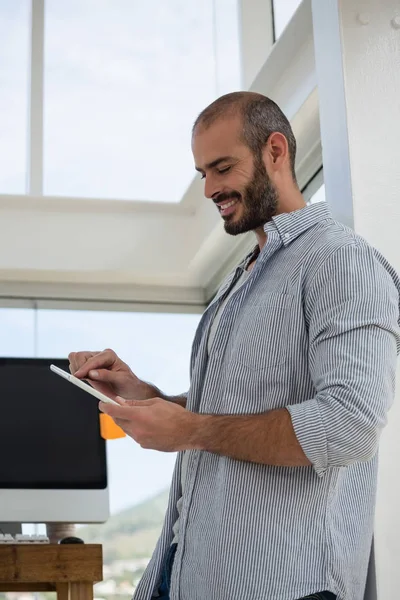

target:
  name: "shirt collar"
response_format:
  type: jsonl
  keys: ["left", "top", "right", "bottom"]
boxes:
{"left": 264, "top": 202, "right": 332, "bottom": 247}
{"left": 238, "top": 202, "right": 332, "bottom": 269}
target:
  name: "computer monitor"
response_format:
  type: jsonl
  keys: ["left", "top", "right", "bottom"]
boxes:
{"left": 0, "top": 358, "right": 109, "bottom": 524}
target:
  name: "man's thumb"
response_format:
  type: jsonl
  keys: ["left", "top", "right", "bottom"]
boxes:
{"left": 118, "top": 397, "right": 154, "bottom": 407}
{"left": 89, "top": 368, "right": 116, "bottom": 381}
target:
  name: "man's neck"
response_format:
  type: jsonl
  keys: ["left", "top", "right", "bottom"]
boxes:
{"left": 254, "top": 227, "right": 267, "bottom": 251}
{"left": 254, "top": 195, "right": 308, "bottom": 251}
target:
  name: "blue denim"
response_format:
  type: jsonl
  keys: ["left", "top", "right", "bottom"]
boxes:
{"left": 152, "top": 544, "right": 336, "bottom": 600}
{"left": 303, "top": 594, "right": 336, "bottom": 600}
{"left": 152, "top": 543, "right": 177, "bottom": 600}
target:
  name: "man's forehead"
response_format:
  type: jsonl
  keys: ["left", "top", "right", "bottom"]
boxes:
{"left": 192, "top": 116, "right": 244, "bottom": 162}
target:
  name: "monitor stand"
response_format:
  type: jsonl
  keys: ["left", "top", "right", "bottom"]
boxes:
{"left": 0, "top": 522, "right": 22, "bottom": 536}
{"left": 46, "top": 522, "right": 76, "bottom": 544}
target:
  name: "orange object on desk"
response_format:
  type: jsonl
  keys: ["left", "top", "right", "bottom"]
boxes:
{"left": 99, "top": 413, "right": 126, "bottom": 439}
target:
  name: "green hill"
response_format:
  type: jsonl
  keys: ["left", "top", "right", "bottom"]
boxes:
{"left": 79, "top": 487, "right": 170, "bottom": 563}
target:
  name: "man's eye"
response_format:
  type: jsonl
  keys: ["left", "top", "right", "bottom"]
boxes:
{"left": 218, "top": 166, "right": 231, "bottom": 174}
{"left": 200, "top": 174, "right": 205, "bottom": 180}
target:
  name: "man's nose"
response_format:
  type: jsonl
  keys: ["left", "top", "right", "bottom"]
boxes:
{"left": 204, "top": 175, "right": 221, "bottom": 200}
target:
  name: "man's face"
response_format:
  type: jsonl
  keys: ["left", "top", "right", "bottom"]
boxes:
{"left": 192, "top": 115, "right": 278, "bottom": 235}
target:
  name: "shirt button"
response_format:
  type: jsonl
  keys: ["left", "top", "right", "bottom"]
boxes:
{"left": 284, "top": 233, "right": 290, "bottom": 241}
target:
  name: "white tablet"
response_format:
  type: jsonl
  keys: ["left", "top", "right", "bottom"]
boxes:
{"left": 50, "top": 364, "right": 120, "bottom": 406}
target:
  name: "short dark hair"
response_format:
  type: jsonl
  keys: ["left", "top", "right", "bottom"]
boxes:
{"left": 193, "top": 92, "right": 297, "bottom": 181}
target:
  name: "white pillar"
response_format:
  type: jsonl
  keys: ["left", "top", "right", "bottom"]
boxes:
{"left": 28, "top": 0, "right": 45, "bottom": 196}
{"left": 311, "top": 0, "right": 400, "bottom": 598}
{"left": 238, "top": 0, "right": 274, "bottom": 89}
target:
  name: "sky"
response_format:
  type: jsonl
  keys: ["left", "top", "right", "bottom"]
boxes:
{"left": 0, "top": 0, "right": 241, "bottom": 201}
{"left": 0, "top": 0, "right": 29, "bottom": 194}
{"left": 273, "top": 0, "right": 303, "bottom": 38}
{"left": 0, "top": 0, "right": 303, "bottom": 201}
{"left": 0, "top": 0, "right": 306, "bottom": 523}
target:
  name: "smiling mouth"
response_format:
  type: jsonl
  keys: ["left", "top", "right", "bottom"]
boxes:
{"left": 216, "top": 196, "right": 241, "bottom": 217}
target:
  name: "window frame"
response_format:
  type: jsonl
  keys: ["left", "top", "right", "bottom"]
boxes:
{"left": 24, "top": 0, "right": 271, "bottom": 203}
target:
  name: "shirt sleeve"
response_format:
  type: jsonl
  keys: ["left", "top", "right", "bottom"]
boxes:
{"left": 287, "top": 240, "right": 400, "bottom": 476}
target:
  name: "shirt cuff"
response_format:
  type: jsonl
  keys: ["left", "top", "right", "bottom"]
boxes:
{"left": 286, "top": 399, "right": 329, "bottom": 476}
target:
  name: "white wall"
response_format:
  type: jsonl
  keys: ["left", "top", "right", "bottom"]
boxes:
{"left": 312, "top": 1, "right": 400, "bottom": 596}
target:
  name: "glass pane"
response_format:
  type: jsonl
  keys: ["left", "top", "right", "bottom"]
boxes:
{"left": 0, "top": 308, "right": 35, "bottom": 356}
{"left": 36, "top": 308, "right": 201, "bottom": 592}
{"left": 44, "top": 0, "right": 241, "bottom": 202}
{"left": 0, "top": 0, "right": 30, "bottom": 194}
{"left": 36, "top": 308, "right": 201, "bottom": 513}
{"left": 309, "top": 183, "right": 325, "bottom": 205}
{"left": 273, "top": 0, "right": 303, "bottom": 40}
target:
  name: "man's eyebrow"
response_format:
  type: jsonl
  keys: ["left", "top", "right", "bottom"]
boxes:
{"left": 195, "top": 156, "right": 235, "bottom": 173}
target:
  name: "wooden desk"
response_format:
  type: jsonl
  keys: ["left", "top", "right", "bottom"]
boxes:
{"left": 0, "top": 544, "right": 102, "bottom": 600}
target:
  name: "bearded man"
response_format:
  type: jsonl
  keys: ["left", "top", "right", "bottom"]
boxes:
{"left": 69, "top": 92, "right": 400, "bottom": 600}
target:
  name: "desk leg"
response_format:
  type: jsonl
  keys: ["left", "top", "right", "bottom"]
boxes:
{"left": 57, "top": 583, "right": 69, "bottom": 600}
{"left": 69, "top": 582, "right": 93, "bottom": 600}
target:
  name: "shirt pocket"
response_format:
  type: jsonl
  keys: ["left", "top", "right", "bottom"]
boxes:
{"left": 230, "top": 293, "right": 293, "bottom": 371}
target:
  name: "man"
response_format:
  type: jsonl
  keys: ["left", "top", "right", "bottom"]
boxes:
{"left": 69, "top": 92, "right": 400, "bottom": 600}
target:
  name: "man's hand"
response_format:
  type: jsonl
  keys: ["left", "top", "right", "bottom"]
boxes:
{"left": 68, "top": 348, "right": 155, "bottom": 403}
{"left": 99, "top": 397, "right": 199, "bottom": 452}
{"left": 100, "top": 399, "right": 310, "bottom": 466}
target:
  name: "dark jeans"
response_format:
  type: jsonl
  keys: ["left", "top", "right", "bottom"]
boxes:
{"left": 152, "top": 543, "right": 178, "bottom": 600}
{"left": 152, "top": 543, "right": 336, "bottom": 600}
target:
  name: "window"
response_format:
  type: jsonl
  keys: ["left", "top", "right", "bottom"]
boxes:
{"left": 309, "top": 183, "right": 325, "bottom": 205}
{"left": 43, "top": 0, "right": 241, "bottom": 202}
{"left": 36, "top": 308, "right": 201, "bottom": 512}
{"left": 0, "top": 304, "right": 201, "bottom": 596}
{"left": 0, "top": 0, "right": 30, "bottom": 194}
{"left": 273, "top": 0, "right": 303, "bottom": 40}
{"left": 302, "top": 168, "right": 324, "bottom": 205}
{"left": 0, "top": 306, "right": 35, "bottom": 356}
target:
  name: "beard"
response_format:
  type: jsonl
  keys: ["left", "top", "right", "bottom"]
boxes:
{"left": 220, "top": 156, "right": 278, "bottom": 236}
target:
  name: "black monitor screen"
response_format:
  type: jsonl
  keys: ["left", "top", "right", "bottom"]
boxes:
{"left": 0, "top": 358, "right": 107, "bottom": 489}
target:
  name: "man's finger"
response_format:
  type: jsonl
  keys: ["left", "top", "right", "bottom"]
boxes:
{"left": 99, "top": 401, "right": 137, "bottom": 419}
{"left": 68, "top": 351, "right": 95, "bottom": 374}
{"left": 118, "top": 397, "right": 157, "bottom": 407}
{"left": 88, "top": 368, "right": 121, "bottom": 383}
{"left": 99, "top": 397, "right": 159, "bottom": 416}
{"left": 113, "top": 396, "right": 126, "bottom": 406}
{"left": 74, "top": 349, "right": 116, "bottom": 378}
{"left": 114, "top": 417, "right": 131, "bottom": 428}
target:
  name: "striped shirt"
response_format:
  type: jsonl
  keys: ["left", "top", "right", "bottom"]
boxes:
{"left": 134, "top": 202, "right": 400, "bottom": 600}
{"left": 172, "top": 268, "right": 251, "bottom": 545}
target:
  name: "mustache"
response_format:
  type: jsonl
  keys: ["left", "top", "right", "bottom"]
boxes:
{"left": 213, "top": 191, "right": 241, "bottom": 205}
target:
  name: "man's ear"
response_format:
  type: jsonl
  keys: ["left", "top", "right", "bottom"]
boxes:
{"left": 262, "top": 132, "right": 289, "bottom": 173}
